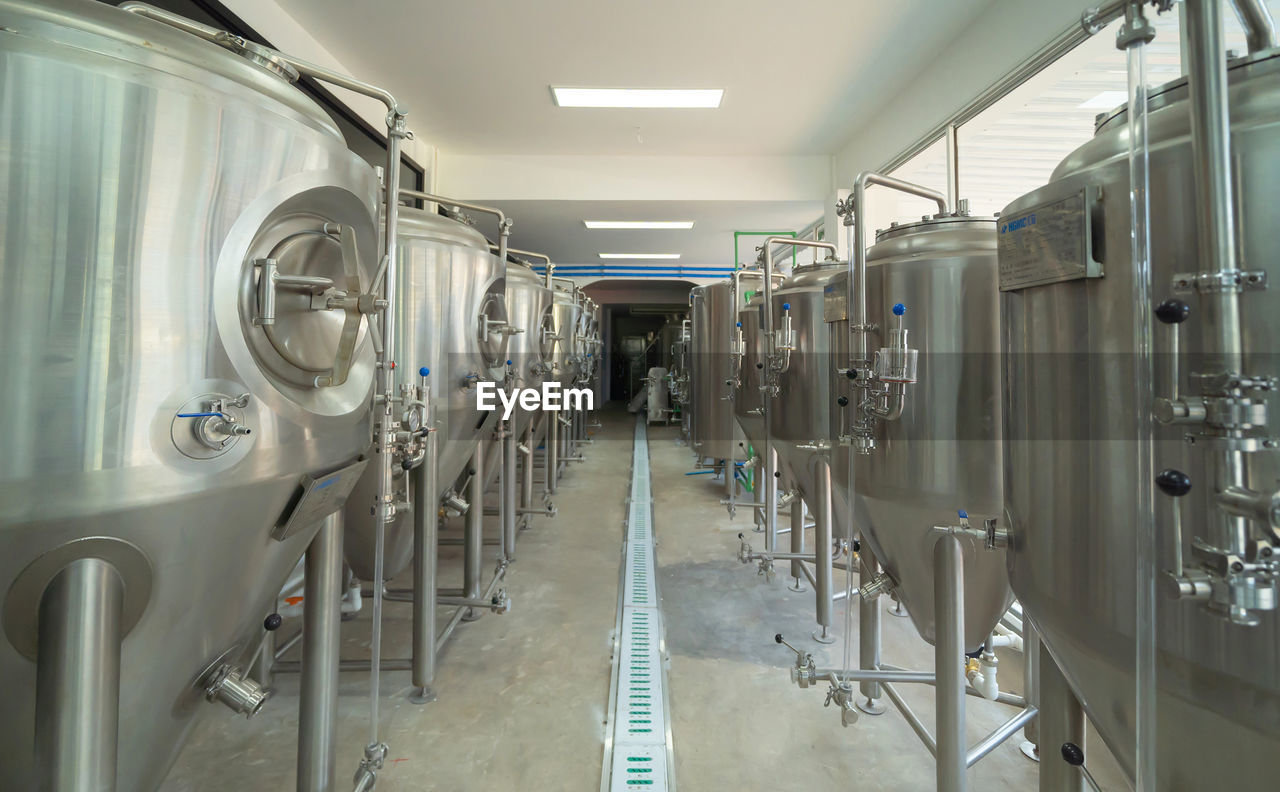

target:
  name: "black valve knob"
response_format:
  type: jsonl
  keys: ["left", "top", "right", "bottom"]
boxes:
{"left": 1156, "top": 468, "right": 1192, "bottom": 497}
{"left": 1155, "top": 298, "right": 1191, "bottom": 324}
{"left": 846, "top": 369, "right": 858, "bottom": 381}
{"left": 1061, "top": 742, "right": 1085, "bottom": 767}
{"left": 851, "top": 538, "right": 861, "bottom": 553}
{"left": 738, "top": 533, "right": 744, "bottom": 540}
{"left": 401, "top": 459, "right": 414, "bottom": 471}
{"left": 837, "top": 396, "right": 849, "bottom": 407}
{"left": 756, "top": 362, "right": 764, "bottom": 369}
{"left": 774, "top": 633, "right": 784, "bottom": 644}
{"left": 263, "top": 613, "right": 283, "bottom": 632}
{"left": 774, "top": 471, "right": 782, "bottom": 478}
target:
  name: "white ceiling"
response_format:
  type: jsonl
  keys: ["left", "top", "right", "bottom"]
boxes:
{"left": 274, "top": 0, "right": 997, "bottom": 156}
{"left": 476, "top": 199, "right": 823, "bottom": 269}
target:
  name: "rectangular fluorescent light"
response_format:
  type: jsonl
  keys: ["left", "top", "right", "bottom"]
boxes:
{"left": 598, "top": 253, "right": 681, "bottom": 260}
{"left": 1078, "top": 90, "right": 1128, "bottom": 109}
{"left": 552, "top": 87, "right": 723, "bottom": 108}
{"left": 584, "top": 220, "right": 695, "bottom": 230}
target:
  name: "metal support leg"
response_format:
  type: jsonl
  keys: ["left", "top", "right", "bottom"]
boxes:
{"left": 1022, "top": 624, "right": 1041, "bottom": 756}
{"left": 520, "top": 423, "right": 534, "bottom": 522}
{"left": 35, "top": 557, "right": 124, "bottom": 792}
{"left": 548, "top": 410, "right": 559, "bottom": 495}
{"left": 935, "top": 533, "right": 966, "bottom": 792}
{"left": 411, "top": 426, "right": 438, "bottom": 703}
{"left": 764, "top": 446, "right": 778, "bottom": 551}
{"left": 503, "top": 420, "right": 517, "bottom": 561}
{"left": 858, "top": 544, "right": 886, "bottom": 714}
{"left": 813, "top": 458, "right": 834, "bottom": 644}
{"left": 1038, "top": 641, "right": 1087, "bottom": 792}
{"left": 789, "top": 494, "right": 806, "bottom": 592}
{"left": 464, "top": 442, "right": 484, "bottom": 620}
{"left": 298, "top": 512, "right": 343, "bottom": 792}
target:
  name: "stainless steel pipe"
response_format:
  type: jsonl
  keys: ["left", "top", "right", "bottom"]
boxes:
{"left": 790, "top": 490, "right": 805, "bottom": 589}
{"left": 858, "top": 545, "right": 884, "bottom": 711}
{"left": 464, "top": 442, "right": 484, "bottom": 615}
{"left": 502, "top": 421, "right": 517, "bottom": 561}
{"left": 411, "top": 421, "right": 439, "bottom": 702}
{"left": 935, "top": 533, "right": 966, "bottom": 792}
{"left": 35, "top": 557, "right": 125, "bottom": 792}
{"left": 547, "top": 410, "right": 559, "bottom": 494}
{"left": 298, "top": 512, "right": 344, "bottom": 792}
{"left": 814, "top": 457, "right": 834, "bottom": 641}
{"left": 846, "top": 172, "right": 947, "bottom": 367}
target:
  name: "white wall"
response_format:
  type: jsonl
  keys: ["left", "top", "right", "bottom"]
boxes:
{"left": 831, "top": 0, "right": 1101, "bottom": 187}
{"left": 221, "top": 0, "right": 437, "bottom": 186}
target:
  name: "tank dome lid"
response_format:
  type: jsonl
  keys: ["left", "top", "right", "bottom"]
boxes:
{"left": 394, "top": 205, "right": 491, "bottom": 251}
{"left": 23, "top": 0, "right": 343, "bottom": 139}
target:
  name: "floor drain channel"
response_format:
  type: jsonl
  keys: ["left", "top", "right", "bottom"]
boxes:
{"left": 602, "top": 417, "right": 674, "bottom": 792}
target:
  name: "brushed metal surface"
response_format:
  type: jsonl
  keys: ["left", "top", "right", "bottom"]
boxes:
{"left": 850, "top": 217, "right": 1011, "bottom": 651}
{"left": 1002, "top": 50, "right": 1280, "bottom": 787}
{"left": 343, "top": 208, "right": 507, "bottom": 581}
{"left": 689, "top": 281, "right": 745, "bottom": 460}
{"left": 0, "top": 2, "right": 377, "bottom": 788}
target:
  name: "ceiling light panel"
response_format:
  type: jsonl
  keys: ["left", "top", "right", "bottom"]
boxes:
{"left": 552, "top": 88, "right": 723, "bottom": 108}
{"left": 584, "top": 221, "right": 695, "bottom": 230}
{"left": 598, "top": 253, "right": 682, "bottom": 260}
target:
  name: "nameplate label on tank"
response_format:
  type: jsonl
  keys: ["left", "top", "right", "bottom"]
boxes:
{"left": 272, "top": 457, "right": 370, "bottom": 541}
{"left": 823, "top": 283, "right": 848, "bottom": 322}
{"left": 997, "top": 186, "right": 1102, "bottom": 291}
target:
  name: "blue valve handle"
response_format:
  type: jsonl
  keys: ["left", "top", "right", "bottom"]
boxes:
{"left": 958, "top": 510, "right": 968, "bottom": 519}
{"left": 782, "top": 303, "right": 790, "bottom": 310}
{"left": 419, "top": 366, "right": 430, "bottom": 377}
{"left": 176, "top": 411, "right": 229, "bottom": 419}
{"left": 893, "top": 303, "right": 906, "bottom": 316}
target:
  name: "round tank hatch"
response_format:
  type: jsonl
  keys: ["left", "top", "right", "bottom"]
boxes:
{"left": 238, "top": 187, "right": 376, "bottom": 395}
{"left": 476, "top": 286, "right": 511, "bottom": 368}
{"left": 537, "top": 305, "right": 557, "bottom": 359}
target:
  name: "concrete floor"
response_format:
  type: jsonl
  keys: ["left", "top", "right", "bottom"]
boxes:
{"left": 161, "top": 405, "right": 1123, "bottom": 791}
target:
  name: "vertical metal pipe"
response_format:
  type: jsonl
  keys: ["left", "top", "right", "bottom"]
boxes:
{"left": 1038, "top": 642, "right": 1087, "bottom": 792}
{"left": 858, "top": 544, "right": 884, "bottom": 709}
{"left": 35, "top": 557, "right": 124, "bottom": 792}
{"left": 789, "top": 488, "right": 806, "bottom": 589}
{"left": 465, "top": 442, "right": 485, "bottom": 609}
{"left": 1023, "top": 623, "right": 1042, "bottom": 748}
{"left": 814, "top": 457, "right": 834, "bottom": 641}
{"left": 521, "top": 423, "right": 534, "bottom": 515}
{"left": 764, "top": 443, "right": 778, "bottom": 551}
{"left": 298, "top": 512, "right": 344, "bottom": 792}
{"left": 503, "top": 420, "right": 518, "bottom": 560}
{"left": 945, "top": 123, "right": 960, "bottom": 210}
{"left": 548, "top": 410, "right": 559, "bottom": 494}
{"left": 411, "top": 422, "right": 439, "bottom": 701}
{"left": 934, "top": 533, "right": 966, "bottom": 792}
{"left": 1185, "top": 0, "right": 1251, "bottom": 597}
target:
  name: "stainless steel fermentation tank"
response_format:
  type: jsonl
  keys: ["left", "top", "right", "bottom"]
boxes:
{"left": 690, "top": 281, "right": 746, "bottom": 461}
{"left": 344, "top": 205, "right": 510, "bottom": 582}
{"left": 1001, "top": 8, "right": 1280, "bottom": 786}
{"left": 843, "top": 215, "right": 1011, "bottom": 652}
{"left": 0, "top": 1, "right": 389, "bottom": 788}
